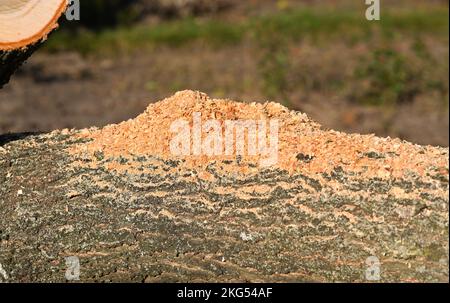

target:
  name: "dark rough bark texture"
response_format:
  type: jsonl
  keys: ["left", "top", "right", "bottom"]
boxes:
{"left": 0, "top": 44, "right": 42, "bottom": 89}
{"left": 0, "top": 132, "right": 448, "bottom": 283}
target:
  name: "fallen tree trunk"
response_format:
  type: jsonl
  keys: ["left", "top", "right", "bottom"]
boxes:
{"left": 0, "top": 92, "right": 448, "bottom": 282}
{"left": 0, "top": 0, "right": 67, "bottom": 88}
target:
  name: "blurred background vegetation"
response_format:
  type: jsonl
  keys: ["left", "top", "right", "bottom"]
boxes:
{"left": 0, "top": 0, "right": 448, "bottom": 146}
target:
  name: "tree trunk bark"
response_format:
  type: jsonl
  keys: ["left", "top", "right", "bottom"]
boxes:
{"left": 0, "top": 46, "right": 40, "bottom": 88}
{"left": 0, "top": 129, "right": 448, "bottom": 283}
{"left": 0, "top": 0, "right": 67, "bottom": 88}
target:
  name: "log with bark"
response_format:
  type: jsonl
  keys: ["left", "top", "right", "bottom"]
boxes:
{"left": 0, "top": 0, "right": 67, "bottom": 88}
{"left": 0, "top": 91, "right": 448, "bottom": 283}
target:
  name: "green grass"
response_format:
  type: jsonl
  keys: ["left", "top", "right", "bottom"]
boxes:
{"left": 353, "top": 48, "right": 424, "bottom": 106}
{"left": 45, "top": 7, "right": 449, "bottom": 55}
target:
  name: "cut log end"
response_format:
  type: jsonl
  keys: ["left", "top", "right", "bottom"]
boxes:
{"left": 0, "top": 0, "right": 67, "bottom": 50}
{"left": 0, "top": 0, "right": 67, "bottom": 87}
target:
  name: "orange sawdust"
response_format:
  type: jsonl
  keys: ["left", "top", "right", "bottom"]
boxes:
{"left": 70, "top": 90, "right": 449, "bottom": 179}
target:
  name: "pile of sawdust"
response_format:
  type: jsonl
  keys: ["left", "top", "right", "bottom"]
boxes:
{"left": 72, "top": 90, "right": 448, "bottom": 178}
